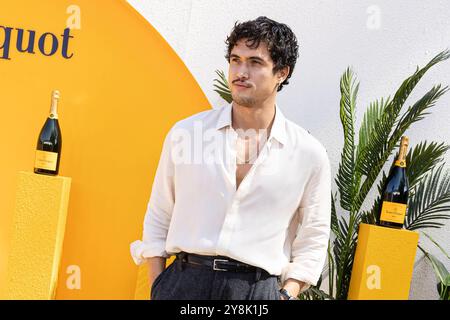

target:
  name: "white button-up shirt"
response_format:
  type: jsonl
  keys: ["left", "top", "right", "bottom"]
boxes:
{"left": 130, "top": 103, "right": 331, "bottom": 290}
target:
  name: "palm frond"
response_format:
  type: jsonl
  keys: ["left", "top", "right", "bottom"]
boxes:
{"left": 354, "top": 50, "right": 450, "bottom": 212}
{"left": 395, "top": 85, "right": 449, "bottom": 135}
{"left": 213, "top": 70, "right": 232, "bottom": 103}
{"left": 336, "top": 68, "right": 359, "bottom": 212}
{"left": 420, "top": 233, "right": 450, "bottom": 299}
{"left": 405, "top": 164, "right": 450, "bottom": 230}
{"left": 418, "top": 244, "right": 450, "bottom": 299}
{"left": 331, "top": 50, "right": 449, "bottom": 300}
{"left": 406, "top": 141, "right": 449, "bottom": 189}
{"left": 297, "top": 274, "right": 334, "bottom": 300}
{"left": 355, "top": 96, "right": 390, "bottom": 176}
{"left": 386, "top": 85, "right": 449, "bottom": 174}
{"left": 359, "top": 171, "right": 388, "bottom": 225}
{"left": 327, "top": 240, "right": 335, "bottom": 298}
{"left": 333, "top": 216, "right": 358, "bottom": 299}
{"left": 299, "top": 286, "right": 333, "bottom": 300}
{"left": 421, "top": 231, "right": 450, "bottom": 260}
{"left": 330, "top": 192, "right": 339, "bottom": 236}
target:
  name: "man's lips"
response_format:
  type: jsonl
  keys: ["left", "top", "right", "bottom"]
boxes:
{"left": 233, "top": 82, "right": 251, "bottom": 88}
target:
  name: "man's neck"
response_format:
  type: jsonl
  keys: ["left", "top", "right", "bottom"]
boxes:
{"left": 231, "top": 101, "right": 276, "bottom": 133}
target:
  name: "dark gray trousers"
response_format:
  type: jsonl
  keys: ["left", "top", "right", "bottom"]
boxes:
{"left": 150, "top": 255, "right": 282, "bottom": 300}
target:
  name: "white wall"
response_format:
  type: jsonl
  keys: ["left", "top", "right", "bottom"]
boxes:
{"left": 128, "top": 0, "right": 450, "bottom": 299}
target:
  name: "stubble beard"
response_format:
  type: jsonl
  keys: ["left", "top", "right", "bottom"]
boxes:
{"left": 232, "top": 92, "right": 256, "bottom": 108}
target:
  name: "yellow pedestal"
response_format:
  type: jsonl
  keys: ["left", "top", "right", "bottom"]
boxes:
{"left": 348, "top": 223, "right": 419, "bottom": 300}
{"left": 5, "top": 171, "right": 71, "bottom": 300}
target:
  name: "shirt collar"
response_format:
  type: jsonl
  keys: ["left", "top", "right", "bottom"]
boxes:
{"left": 215, "top": 103, "right": 233, "bottom": 131}
{"left": 270, "top": 103, "right": 287, "bottom": 145}
{"left": 215, "top": 102, "right": 287, "bottom": 145}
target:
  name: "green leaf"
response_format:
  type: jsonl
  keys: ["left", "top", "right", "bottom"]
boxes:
{"left": 418, "top": 245, "right": 450, "bottom": 299}
{"left": 354, "top": 50, "right": 450, "bottom": 213}
{"left": 327, "top": 240, "right": 335, "bottom": 298}
{"left": 329, "top": 50, "right": 450, "bottom": 301}
{"left": 333, "top": 216, "right": 358, "bottom": 299}
{"left": 331, "top": 192, "right": 339, "bottom": 236}
{"left": 360, "top": 171, "right": 388, "bottom": 225}
{"left": 406, "top": 141, "right": 449, "bottom": 189}
{"left": 423, "top": 250, "right": 450, "bottom": 285}
{"left": 213, "top": 85, "right": 233, "bottom": 103}
{"left": 421, "top": 231, "right": 450, "bottom": 260}
{"left": 406, "top": 164, "right": 450, "bottom": 230}
{"left": 213, "top": 70, "right": 232, "bottom": 103}
{"left": 356, "top": 96, "right": 390, "bottom": 176}
{"left": 336, "top": 68, "right": 358, "bottom": 212}
{"left": 395, "top": 85, "right": 449, "bottom": 136}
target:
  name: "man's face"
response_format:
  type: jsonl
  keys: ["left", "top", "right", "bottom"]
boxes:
{"left": 228, "top": 38, "right": 287, "bottom": 107}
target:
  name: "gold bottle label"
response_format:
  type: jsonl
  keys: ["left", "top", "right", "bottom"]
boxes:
{"left": 380, "top": 201, "right": 407, "bottom": 224}
{"left": 35, "top": 150, "right": 58, "bottom": 171}
{"left": 394, "top": 136, "right": 409, "bottom": 168}
{"left": 49, "top": 90, "right": 60, "bottom": 119}
{"left": 394, "top": 160, "right": 406, "bottom": 168}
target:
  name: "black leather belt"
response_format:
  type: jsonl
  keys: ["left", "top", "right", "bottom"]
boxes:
{"left": 176, "top": 252, "right": 265, "bottom": 273}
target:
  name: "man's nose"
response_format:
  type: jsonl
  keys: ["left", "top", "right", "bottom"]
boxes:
{"left": 237, "top": 67, "right": 249, "bottom": 79}
{"left": 234, "top": 62, "right": 250, "bottom": 78}
{"left": 237, "top": 72, "right": 248, "bottom": 80}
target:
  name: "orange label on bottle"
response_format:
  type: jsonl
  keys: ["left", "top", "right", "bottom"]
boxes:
{"left": 395, "top": 160, "right": 406, "bottom": 168}
{"left": 380, "top": 201, "right": 407, "bottom": 224}
{"left": 35, "top": 150, "right": 58, "bottom": 171}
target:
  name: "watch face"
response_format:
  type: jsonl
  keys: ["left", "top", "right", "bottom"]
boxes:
{"left": 280, "top": 289, "right": 291, "bottom": 300}
{"left": 280, "top": 288, "right": 299, "bottom": 300}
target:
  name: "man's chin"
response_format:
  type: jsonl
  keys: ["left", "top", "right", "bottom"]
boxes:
{"left": 232, "top": 95, "right": 255, "bottom": 108}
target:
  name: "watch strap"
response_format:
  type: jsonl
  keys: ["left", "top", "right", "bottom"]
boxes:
{"left": 279, "top": 288, "right": 298, "bottom": 300}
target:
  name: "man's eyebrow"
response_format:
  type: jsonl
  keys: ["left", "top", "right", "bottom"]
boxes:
{"left": 229, "top": 54, "right": 266, "bottom": 62}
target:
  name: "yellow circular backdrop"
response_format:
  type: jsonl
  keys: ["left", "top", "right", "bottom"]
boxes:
{"left": 0, "top": 0, "right": 209, "bottom": 299}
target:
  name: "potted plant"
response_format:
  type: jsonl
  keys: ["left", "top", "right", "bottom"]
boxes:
{"left": 213, "top": 50, "right": 450, "bottom": 300}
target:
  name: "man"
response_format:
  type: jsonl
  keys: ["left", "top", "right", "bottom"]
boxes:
{"left": 131, "top": 16, "right": 331, "bottom": 300}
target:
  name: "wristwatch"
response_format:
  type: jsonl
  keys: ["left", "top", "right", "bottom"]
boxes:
{"left": 279, "top": 288, "right": 298, "bottom": 300}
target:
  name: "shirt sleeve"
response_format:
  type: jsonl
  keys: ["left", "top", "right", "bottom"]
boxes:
{"left": 130, "top": 127, "right": 175, "bottom": 265}
{"left": 280, "top": 147, "right": 331, "bottom": 291}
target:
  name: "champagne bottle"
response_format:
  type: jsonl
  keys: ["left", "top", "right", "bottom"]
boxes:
{"left": 377, "top": 136, "right": 409, "bottom": 229}
{"left": 34, "top": 90, "right": 62, "bottom": 175}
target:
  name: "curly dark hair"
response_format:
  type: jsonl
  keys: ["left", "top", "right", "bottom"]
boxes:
{"left": 225, "top": 16, "right": 299, "bottom": 92}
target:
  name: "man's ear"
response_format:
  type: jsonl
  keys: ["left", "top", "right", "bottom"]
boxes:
{"left": 278, "top": 66, "right": 290, "bottom": 82}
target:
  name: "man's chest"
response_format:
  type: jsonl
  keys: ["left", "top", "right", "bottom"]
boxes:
{"left": 236, "top": 163, "right": 252, "bottom": 190}
{"left": 175, "top": 129, "right": 312, "bottom": 204}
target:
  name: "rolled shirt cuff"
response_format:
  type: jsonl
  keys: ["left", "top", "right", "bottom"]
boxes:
{"left": 280, "top": 263, "right": 318, "bottom": 293}
{"left": 129, "top": 240, "right": 170, "bottom": 265}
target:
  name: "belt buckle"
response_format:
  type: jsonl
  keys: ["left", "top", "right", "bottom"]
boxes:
{"left": 213, "top": 259, "right": 229, "bottom": 271}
